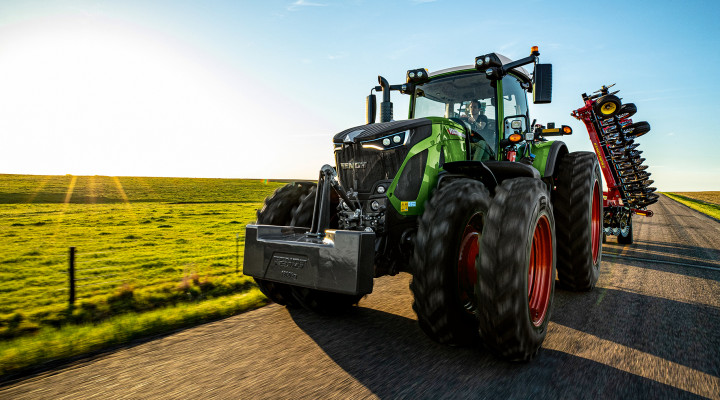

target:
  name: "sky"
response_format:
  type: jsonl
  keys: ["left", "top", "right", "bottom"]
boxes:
{"left": 0, "top": 0, "right": 718, "bottom": 190}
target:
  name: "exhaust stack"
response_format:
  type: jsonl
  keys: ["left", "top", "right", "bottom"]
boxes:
{"left": 378, "top": 76, "right": 393, "bottom": 123}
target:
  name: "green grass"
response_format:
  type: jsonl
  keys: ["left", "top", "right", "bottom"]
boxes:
{"left": 0, "top": 289, "right": 267, "bottom": 376}
{"left": 0, "top": 174, "right": 289, "bottom": 376}
{"left": 664, "top": 192, "right": 720, "bottom": 221}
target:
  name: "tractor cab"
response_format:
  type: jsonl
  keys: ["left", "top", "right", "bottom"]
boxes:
{"left": 410, "top": 62, "right": 532, "bottom": 162}
{"left": 367, "top": 48, "right": 556, "bottom": 174}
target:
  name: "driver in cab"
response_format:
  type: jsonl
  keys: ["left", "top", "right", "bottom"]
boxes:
{"left": 464, "top": 100, "right": 495, "bottom": 161}
{"left": 466, "top": 100, "right": 487, "bottom": 131}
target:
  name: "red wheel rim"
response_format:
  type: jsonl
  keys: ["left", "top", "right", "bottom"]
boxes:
{"left": 458, "top": 213, "right": 483, "bottom": 310}
{"left": 528, "top": 215, "right": 552, "bottom": 327}
{"left": 591, "top": 181, "right": 601, "bottom": 264}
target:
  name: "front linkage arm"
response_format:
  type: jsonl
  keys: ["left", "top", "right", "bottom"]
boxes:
{"left": 310, "top": 164, "right": 359, "bottom": 236}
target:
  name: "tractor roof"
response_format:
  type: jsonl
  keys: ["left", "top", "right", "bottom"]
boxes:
{"left": 429, "top": 53, "right": 531, "bottom": 83}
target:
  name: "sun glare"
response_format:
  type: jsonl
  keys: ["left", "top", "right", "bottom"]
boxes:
{"left": 0, "top": 15, "right": 338, "bottom": 179}
{"left": 63, "top": 175, "right": 77, "bottom": 204}
{"left": 0, "top": 16, "right": 247, "bottom": 176}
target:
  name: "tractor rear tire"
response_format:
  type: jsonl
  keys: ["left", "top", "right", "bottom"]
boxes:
{"left": 410, "top": 179, "right": 491, "bottom": 346}
{"left": 287, "top": 187, "right": 362, "bottom": 314}
{"left": 475, "top": 178, "right": 556, "bottom": 361}
{"left": 554, "top": 152, "right": 603, "bottom": 291}
{"left": 617, "top": 216, "right": 634, "bottom": 244}
{"left": 253, "top": 183, "right": 313, "bottom": 307}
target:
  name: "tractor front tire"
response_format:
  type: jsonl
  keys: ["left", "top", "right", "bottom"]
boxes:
{"left": 410, "top": 179, "right": 491, "bottom": 346}
{"left": 554, "top": 152, "right": 603, "bottom": 291}
{"left": 475, "top": 178, "right": 556, "bottom": 361}
{"left": 290, "top": 187, "right": 316, "bottom": 227}
{"left": 253, "top": 183, "right": 313, "bottom": 307}
{"left": 289, "top": 286, "right": 363, "bottom": 315}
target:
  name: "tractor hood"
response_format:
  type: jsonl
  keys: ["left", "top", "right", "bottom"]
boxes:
{"left": 333, "top": 119, "right": 431, "bottom": 144}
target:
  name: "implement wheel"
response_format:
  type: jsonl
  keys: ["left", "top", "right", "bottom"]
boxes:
{"left": 617, "top": 215, "right": 634, "bottom": 244}
{"left": 475, "top": 178, "right": 556, "bottom": 361}
{"left": 617, "top": 103, "right": 637, "bottom": 119}
{"left": 594, "top": 94, "right": 622, "bottom": 118}
{"left": 410, "top": 179, "right": 491, "bottom": 345}
{"left": 253, "top": 183, "right": 313, "bottom": 306}
{"left": 553, "top": 152, "right": 603, "bottom": 291}
{"left": 625, "top": 121, "right": 651, "bottom": 139}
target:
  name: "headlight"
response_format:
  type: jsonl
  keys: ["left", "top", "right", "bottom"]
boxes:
{"left": 360, "top": 130, "right": 409, "bottom": 151}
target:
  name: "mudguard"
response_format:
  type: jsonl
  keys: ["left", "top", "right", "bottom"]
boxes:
{"left": 244, "top": 225, "right": 375, "bottom": 296}
{"left": 532, "top": 141, "right": 568, "bottom": 177}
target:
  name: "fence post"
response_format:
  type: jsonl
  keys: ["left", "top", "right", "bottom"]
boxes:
{"left": 236, "top": 233, "right": 239, "bottom": 274}
{"left": 69, "top": 246, "right": 76, "bottom": 307}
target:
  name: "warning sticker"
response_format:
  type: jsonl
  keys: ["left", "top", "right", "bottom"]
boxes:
{"left": 401, "top": 202, "right": 409, "bottom": 212}
{"left": 446, "top": 127, "right": 465, "bottom": 139}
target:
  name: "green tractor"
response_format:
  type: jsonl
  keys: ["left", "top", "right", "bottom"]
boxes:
{"left": 244, "top": 47, "right": 603, "bottom": 361}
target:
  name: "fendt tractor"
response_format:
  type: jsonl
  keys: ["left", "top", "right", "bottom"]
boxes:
{"left": 243, "top": 46, "right": 653, "bottom": 361}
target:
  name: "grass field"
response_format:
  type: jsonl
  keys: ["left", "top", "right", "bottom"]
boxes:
{"left": 663, "top": 191, "right": 720, "bottom": 221}
{"left": 0, "top": 174, "right": 288, "bottom": 375}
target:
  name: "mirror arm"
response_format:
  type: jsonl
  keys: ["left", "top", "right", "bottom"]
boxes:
{"left": 501, "top": 55, "right": 538, "bottom": 75}
{"left": 373, "top": 84, "right": 407, "bottom": 93}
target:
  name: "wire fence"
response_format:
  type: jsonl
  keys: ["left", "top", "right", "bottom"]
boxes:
{"left": 53, "top": 234, "right": 245, "bottom": 307}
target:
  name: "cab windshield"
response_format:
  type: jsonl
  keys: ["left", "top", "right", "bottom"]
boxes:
{"left": 413, "top": 72, "right": 498, "bottom": 160}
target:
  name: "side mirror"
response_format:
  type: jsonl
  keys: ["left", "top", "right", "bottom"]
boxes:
{"left": 366, "top": 94, "right": 377, "bottom": 124}
{"left": 533, "top": 63, "right": 552, "bottom": 104}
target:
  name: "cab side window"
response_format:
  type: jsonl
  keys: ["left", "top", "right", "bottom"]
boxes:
{"left": 502, "top": 75, "right": 529, "bottom": 120}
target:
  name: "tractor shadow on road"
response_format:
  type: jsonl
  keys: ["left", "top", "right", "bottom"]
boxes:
{"left": 605, "top": 239, "right": 720, "bottom": 261}
{"left": 553, "top": 285, "right": 720, "bottom": 378}
{"left": 603, "top": 241, "right": 720, "bottom": 281}
{"left": 287, "top": 305, "right": 703, "bottom": 399}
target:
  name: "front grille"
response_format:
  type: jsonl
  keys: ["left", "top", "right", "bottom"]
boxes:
{"left": 335, "top": 145, "right": 408, "bottom": 193}
{"left": 333, "top": 119, "right": 432, "bottom": 194}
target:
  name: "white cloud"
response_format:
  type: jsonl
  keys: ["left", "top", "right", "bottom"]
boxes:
{"left": 327, "top": 52, "right": 347, "bottom": 60}
{"left": 287, "top": 0, "right": 326, "bottom": 11}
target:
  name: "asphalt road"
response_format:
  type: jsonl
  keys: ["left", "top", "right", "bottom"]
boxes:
{"left": 2, "top": 194, "right": 719, "bottom": 399}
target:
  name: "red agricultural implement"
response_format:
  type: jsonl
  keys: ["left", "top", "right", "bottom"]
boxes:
{"left": 572, "top": 85, "right": 656, "bottom": 244}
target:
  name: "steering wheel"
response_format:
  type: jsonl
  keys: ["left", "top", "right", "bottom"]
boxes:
{"left": 449, "top": 118, "right": 484, "bottom": 142}
{"left": 448, "top": 118, "right": 496, "bottom": 159}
